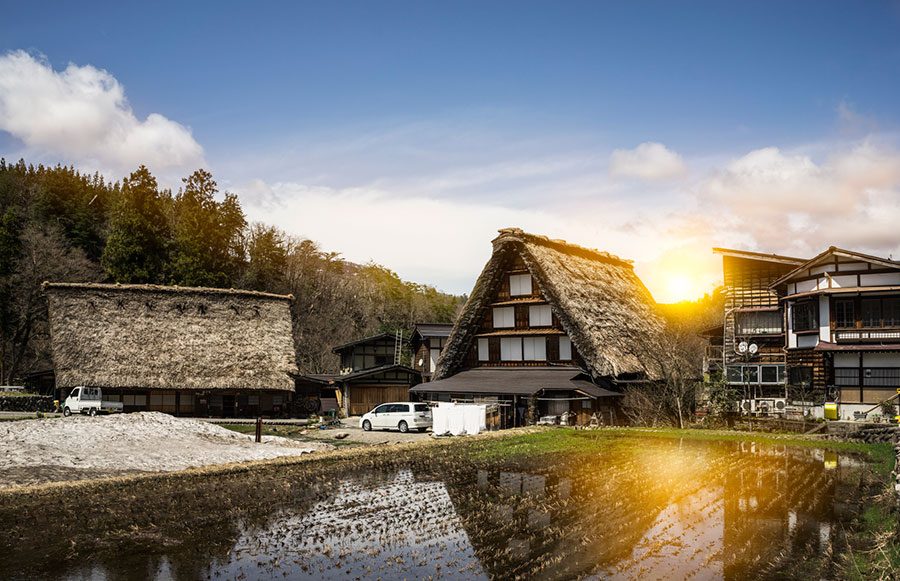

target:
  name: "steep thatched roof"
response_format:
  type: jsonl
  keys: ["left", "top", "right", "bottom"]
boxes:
{"left": 44, "top": 283, "right": 298, "bottom": 391}
{"left": 435, "top": 228, "right": 664, "bottom": 380}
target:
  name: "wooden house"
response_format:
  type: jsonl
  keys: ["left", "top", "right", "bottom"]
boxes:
{"left": 411, "top": 228, "right": 664, "bottom": 427}
{"left": 295, "top": 333, "right": 422, "bottom": 417}
{"left": 410, "top": 323, "right": 454, "bottom": 381}
{"left": 710, "top": 248, "right": 807, "bottom": 414}
{"left": 769, "top": 247, "right": 900, "bottom": 419}
{"left": 43, "top": 283, "right": 298, "bottom": 417}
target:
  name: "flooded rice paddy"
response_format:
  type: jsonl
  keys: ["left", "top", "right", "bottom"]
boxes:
{"left": 0, "top": 430, "right": 887, "bottom": 580}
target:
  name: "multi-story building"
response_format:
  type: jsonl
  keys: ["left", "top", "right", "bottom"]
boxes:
{"left": 770, "top": 247, "right": 900, "bottom": 420}
{"left": 711, "top": 248, "right": 807, "bottom": 414}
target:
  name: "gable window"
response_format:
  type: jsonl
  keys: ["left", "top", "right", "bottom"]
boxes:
{"left": 791, "top": 301, "right": 818, "bottom": 332}
{"left": 493, "top": 307, "right": 515, "bottom": 328}
{"left": 788, "top": 366, "right": 813, "bottom": 388}
{"left": 885, "top": 298, "right": 900, "bottom": 327}
{"left": 528, "top": 305, "right": 552, "bottom": 327}
{"left": 559, "top": 335, "right": 572, "bottom": 360}
{"left": 833, "top": 299, "right": 856, "bottom": 329}
{"left": 500, "top": 337, "right": 523, "bottom": 361}
{"left": 509, "top": 274, "right": 532, "bottom": 296}
{"left": 522, "top": 337, "right": 547, "bottom": 361}
{"left": 477, "top": 338, "right": 489, "bottom": 361}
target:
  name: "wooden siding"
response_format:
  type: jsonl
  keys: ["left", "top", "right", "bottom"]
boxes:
{"left": 347, "top": 384, "right": 410, "bottom": 416}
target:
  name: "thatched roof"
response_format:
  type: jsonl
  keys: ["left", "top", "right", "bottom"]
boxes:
{"left": 44, "top": 283, "right": 298, "bottom": 391}
{"left": 434, "top": 228, "right": 664, "bottom": 380}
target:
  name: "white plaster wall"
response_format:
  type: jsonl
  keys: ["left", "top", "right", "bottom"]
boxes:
{"left": 786, "top": 303, "right": 797, "bottom": 348}
{"left": 819, "top": 296, "right": 830, "bottom": 342}
{"left": 860, "top": 273, "right": 900, "bottom": 286}
{"left": 837, "top": 262, "right": 869, "bottom": 271}
{"left": 811, "top": 265, "right": 834, "bottom": 275}
{"left": 863, "top": 352, "right": 900, "bottom": 367}
{"left": 796, "top": 279, "right": 818, "bottom": 293}
{"left": 834, "top": 353, "right": 860, "bottom": 367}
{"left": 830, "top": 275, "right": 857, "bottom": 288}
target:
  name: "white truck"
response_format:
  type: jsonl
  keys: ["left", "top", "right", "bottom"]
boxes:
{"left": 63, "top": 387, "right": 124, "bottom": 417}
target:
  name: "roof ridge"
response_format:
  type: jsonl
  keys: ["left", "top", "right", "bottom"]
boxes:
{"left": 494, "top": 228, "right": 633, "bottom": 267}
{"left": 42, "top": 282, "right": 293, "bottom": 301}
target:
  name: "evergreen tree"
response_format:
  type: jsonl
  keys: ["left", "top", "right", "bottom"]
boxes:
{"left": 170, "top": 169, "right": 246, "bottom": 287}
{"left": 101, "top": 166, "right": 172, "bottom": 283}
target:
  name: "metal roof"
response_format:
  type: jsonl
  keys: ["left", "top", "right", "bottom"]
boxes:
{"left": 410, "top": 366, "right": 622, "bottom": 398}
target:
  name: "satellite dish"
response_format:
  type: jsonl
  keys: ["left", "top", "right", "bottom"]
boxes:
{"left": 748, "top": 343, "right": 759, "bottom": 355}
{"left": 417, "top": 358, "right": 424, "bottom": 366}
{"left": 738, "top": 341, "right": 748, "bottom": 354}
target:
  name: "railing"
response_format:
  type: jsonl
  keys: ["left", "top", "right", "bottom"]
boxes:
{"left": 834, "top": 329, "right": 900, "bottom": 342}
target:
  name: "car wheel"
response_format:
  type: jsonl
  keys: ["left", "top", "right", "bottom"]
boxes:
{"left": 398, "top": 420, "right": 408, "bottom": 433}
{"left": 63, "top": 407, "right": 71, "bottom": 417}
{"left": 362, "top": 420, "right": 372, "bottom": 431}
{"left": 89, "top": 408, "right": 97, "bottom": 417}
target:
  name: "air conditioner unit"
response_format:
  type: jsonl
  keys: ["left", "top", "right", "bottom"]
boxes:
{"left": 740, "top": 399, "right": 755, "bottom": 413}
{"left": 756, "top": 399, "right": 774, "bottom": 415}
{"left": 772, "top": 398, "right": 788, "bottom": 414}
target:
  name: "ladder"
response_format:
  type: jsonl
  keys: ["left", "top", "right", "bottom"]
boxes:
{"left": 393, "top": 329, "right": 403, "bottom": 365}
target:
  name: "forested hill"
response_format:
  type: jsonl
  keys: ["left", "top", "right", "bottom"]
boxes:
{"left": 0, "top": 159, "right": 465, "bottom": 382}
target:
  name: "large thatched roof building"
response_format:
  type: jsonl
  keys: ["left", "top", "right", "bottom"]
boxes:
{"left": 44, "top": 282, "right": 298, "bottom": 417}
{"left": 411, "top": 228, "right": 664, "bottom": 427}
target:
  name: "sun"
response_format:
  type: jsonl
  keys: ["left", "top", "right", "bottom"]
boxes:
{"left": 665, "top": 274, "right": 696, "bottom": 303}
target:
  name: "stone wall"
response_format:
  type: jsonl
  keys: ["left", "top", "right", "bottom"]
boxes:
{"left": 0, "top": 395, "right": 55, "bottom": 412}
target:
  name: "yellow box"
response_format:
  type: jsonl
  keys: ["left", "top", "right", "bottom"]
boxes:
{"left": 824, "top": 402, "right": 838, "bottom": 420}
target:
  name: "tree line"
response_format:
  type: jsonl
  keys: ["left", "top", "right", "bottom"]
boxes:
{"left": 0, "top": 159, "right": 464, "bottom": 384}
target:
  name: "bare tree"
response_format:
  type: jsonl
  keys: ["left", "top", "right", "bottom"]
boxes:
{"left": 0, "top": 224, "right": 99, "bottom": 383}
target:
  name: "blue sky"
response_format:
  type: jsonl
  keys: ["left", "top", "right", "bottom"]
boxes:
{"left": 2, "top": 1, "right": 900, "bottom": 300}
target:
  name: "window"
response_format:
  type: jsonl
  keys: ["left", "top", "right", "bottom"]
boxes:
{"left": 861, "top": 299, "right": 882, "bottom": 327}
{"left": 477, "top": 338, "right": 489, "bottom": 361}
{"left": 493, "top": 307, "right": 515, "bottom": 328}
{"left": 509, "top": 274, "right": 532, "bottom": 296}
{"left": 791, "top": 302, "right": 818, "bottom": 332}
{"left": 522, "top": 337, "right": 547, "bottom": 361}
{"left": 500, "top": 337, "right": 523, "bottom": 361}
{"left": 834, "top": 368, "right": 859, "bottom": 386}
{"left": 414, "top": 404, "right": 429, "bottom": 412}
{"left": 373, "top": 404, "right": 390, "bottom": 414}
{"left": 885, "top": 298, "right": 900, "bottom": 327}
{"left": 735, "top": 311, "right": 782, "bottom": 335}
{"left": 559, "top": 336, "right": 572, "bottom": 360}
{"left": 760, "top": 366, "right": 778, "bottom": 383}
{"left": 528, "top": 305, "right": 552, "bottom": 327}
{"left": 788, "top": 366, "right": 813, "bottom": 388}
{"left": 833, "top": 299, "right": 856, "bottom": 329}
{"left": 726, "top": 366, "right": 742, "bottom": 383}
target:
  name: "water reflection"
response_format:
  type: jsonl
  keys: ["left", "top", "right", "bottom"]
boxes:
{"left": 0, "top": 436, "right": 873, "bottom": 580}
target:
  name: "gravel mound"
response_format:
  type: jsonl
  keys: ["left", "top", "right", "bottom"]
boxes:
{"left": 1, "top": 412, "right": 328, "bottom": 487}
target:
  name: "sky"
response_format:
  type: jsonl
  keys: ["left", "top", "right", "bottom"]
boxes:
{"left": 2, "top": 1, "right": 900, "bottom": 302}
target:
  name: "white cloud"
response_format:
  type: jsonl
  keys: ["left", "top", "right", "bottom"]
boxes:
{"left": 609, "top": 142, "right": 687, "bottom": 182}
{"left": 694, "top": 140, "right": 900, "bottom": 258}
{"left": 0, "top": 50, "right": 204, "bottom": 176}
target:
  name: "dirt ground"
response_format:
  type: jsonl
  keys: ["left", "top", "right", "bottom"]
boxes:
{"left": 0, "top": 412, "right": 330, "bottom": 488}
{"left": 295, "top": 418, "right": 434, "bottom": 445}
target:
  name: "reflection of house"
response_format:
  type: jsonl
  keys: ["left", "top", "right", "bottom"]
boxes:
{"left": 44, "top": 283, "right": 297, "bottom": 417}
{"left": 709, "top": 248, "right": 807, "bottom": 414}
{"left": 411, "top": 228, "right": 664, "bottom": 427}
{"left": 296, "top": 333, "right": 422, "bottom": 416}
{"left": 770, "top": 247, "right": 900, "bottom": 419}
{"left": 410, "top": 323, "right": 453, "bottom": 381}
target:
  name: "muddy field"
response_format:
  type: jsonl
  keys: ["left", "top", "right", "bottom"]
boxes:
{"left": 0, "top": 412, "right": 330, "bottom": 488}
{"left": 0, "top": 429, "right": 893, "bottom": 580}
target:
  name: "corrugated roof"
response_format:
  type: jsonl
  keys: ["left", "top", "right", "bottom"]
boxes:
{"left": 412, "top": 323, "right": 454, "bottom": 339}
{"left": 411, "top": 366, "right": 621, "bottom": 398}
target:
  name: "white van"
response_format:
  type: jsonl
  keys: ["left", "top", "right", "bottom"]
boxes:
{"left": 360, "top": 402, "right": 432, "bottom": 433}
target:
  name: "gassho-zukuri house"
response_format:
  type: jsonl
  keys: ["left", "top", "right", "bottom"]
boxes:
{"left": 410, "top": 228, "right": 665, "bottom": 428}
{"left": 43, "top": 282, "right": 298, "bottom": 417}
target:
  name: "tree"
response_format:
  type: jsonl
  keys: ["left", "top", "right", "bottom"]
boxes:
{"left": 0, "top": 224, "right": 99, "bottom": 383}
{"left": 170, "top": 169, "right": 246, "bottom": 287}
{"left": 242, "top": 223, "right": 288, "bottom": 292}
{"left": 101, "top": 166, "right": 172, "bottom": 283}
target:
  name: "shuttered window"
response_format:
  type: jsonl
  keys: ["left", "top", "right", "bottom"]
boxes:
{"left": 493, "top": 307, "right": 515, "bottom": 328}
{"left": 500, "top": 337, "right": 523, "bottom": 361}
{"left": 522, "top": 337, "right": 547, "bottom": 361}
{"left": 559, "top": 336, "right": 572, "bottom": 360}
{"left": 528, "top": 305, "right": 552, "bottom": 327}
{"left": 477, "top": 338, "right": 489, "bottom": 361}
{"left": 509, "top": 274, "right": 532, "bottom": 296}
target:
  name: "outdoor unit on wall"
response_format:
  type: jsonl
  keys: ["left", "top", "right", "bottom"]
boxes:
{"left": 740, "top": 399, "right": 755, "bottom": 414}
{"left": 755, "top": 399, "right": 774, "bottom": 415}
{"left": 772, "top": 399, "right": 788, "bottom": 414}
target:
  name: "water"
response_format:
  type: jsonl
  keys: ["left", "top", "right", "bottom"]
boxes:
{"left": 0, "top": 435, "right": 878, "bottom": 580}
